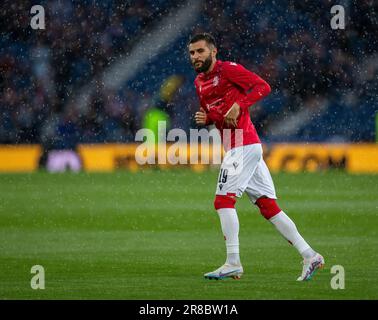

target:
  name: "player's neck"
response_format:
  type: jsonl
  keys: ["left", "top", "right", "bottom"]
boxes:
{"left": 204, "top": 59, "right": 217, "bottom": 74}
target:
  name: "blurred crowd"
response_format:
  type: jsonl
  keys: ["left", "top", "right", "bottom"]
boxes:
{"left": 0, "top": 0, "right": 377, "bottom": 148}
{"left": 197, "top": 0, "right": 377, "bottom": 141}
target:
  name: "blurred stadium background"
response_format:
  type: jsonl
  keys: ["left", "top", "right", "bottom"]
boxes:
{"left": 0, "top": 0, "right": 377, "bottom": 300}
{"left": 1, "top": 0, "right": 377, "bottom": 151}
{"left": 1, "top": 0, "right": 377, "bottom": 173}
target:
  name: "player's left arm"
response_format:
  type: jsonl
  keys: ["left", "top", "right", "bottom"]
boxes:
{"left": 224, "top": 62, "right": 271, "bottom": 112}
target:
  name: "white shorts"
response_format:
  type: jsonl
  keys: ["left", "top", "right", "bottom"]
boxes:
{"left": 215, "top": 143, "right": 277, "bottom": 203}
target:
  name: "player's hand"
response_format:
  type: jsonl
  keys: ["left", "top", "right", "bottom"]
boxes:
{"left": 195, "top": 108, "right": 207, "bottom": 125}
{"left": 224, "top": 103, "right": 240, "bottom": 127}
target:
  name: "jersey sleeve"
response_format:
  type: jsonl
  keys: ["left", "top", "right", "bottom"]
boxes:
{"left": 223, "top": 62, "right": 271, "bottom": 111}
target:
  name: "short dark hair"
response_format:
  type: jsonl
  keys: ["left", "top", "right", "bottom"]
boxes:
{"left": 188, "top": 33, "right": 217, "bottom": 48}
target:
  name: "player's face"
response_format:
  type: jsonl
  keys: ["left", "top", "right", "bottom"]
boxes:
{"left": 189, "top": 40, "right": 217, "bottom": 73}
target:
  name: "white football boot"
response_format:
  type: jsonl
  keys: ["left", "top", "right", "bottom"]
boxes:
{"left": 297, "top": 253, "right": 325, "bottom": 281}
{"left": 204, "top": 264, "right": 244, "bottom": 280}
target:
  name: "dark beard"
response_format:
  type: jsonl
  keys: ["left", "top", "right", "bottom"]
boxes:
{"left": 193, "top": 55, "right": 213, "bottom": 73}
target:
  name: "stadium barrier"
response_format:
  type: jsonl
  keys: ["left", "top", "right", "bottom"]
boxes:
{"left": 265, "top": 143, "right": 378, "bottom": 173}
{"left": 0, "top": 143, "right": 377, "bottom": 173}
{"left": 0, "top": 145, "right": 42, "bottom": 172}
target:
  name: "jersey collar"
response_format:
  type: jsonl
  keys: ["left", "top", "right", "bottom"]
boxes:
{"left": 199, "top": 60, "right": 222, "bottom": 79}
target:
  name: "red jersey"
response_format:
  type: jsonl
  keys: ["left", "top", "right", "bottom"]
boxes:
{"left": 194, "top": 60, "right": 271, "bottom": 151}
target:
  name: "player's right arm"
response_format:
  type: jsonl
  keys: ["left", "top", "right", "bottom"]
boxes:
{"left": 194, "top": 80, "right": 214, "bottom": 126}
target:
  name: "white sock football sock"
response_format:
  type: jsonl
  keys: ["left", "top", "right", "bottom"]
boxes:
{"left": 217, "top": 208, "right": 241, "bottom": 266}
{"left": 269, "top": 211, "right": 316, "bottom": 259}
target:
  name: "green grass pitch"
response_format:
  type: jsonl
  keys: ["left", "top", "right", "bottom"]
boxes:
{"left": 0, "top": 170, "right": 377, "bottom": 299}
